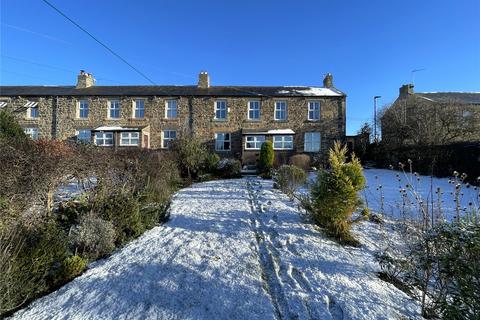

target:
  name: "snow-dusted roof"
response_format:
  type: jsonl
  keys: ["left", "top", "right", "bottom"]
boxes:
{"left": 242, "top": 129, "right": 295, "bottom": 135}
{"left": 276, "top": 87, "right": 342, "bottom": 97}
{"left": 267, "top": 129, "right": 295, "bottom": 134}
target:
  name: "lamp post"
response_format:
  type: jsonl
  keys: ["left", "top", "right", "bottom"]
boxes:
{"left": 374, "top": 95, "right": 381, "bottom": 143}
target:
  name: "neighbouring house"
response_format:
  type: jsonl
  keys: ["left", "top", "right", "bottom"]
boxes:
{"left": 381, "top": 84, "right": 480, "bottom": 147}
{"left": 0, "top": 71, "right": 346, "bottom": 166}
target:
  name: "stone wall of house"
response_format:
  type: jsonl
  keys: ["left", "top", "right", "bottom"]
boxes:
{"left": 1, "top": 93, "right": 346, "bottom": 164}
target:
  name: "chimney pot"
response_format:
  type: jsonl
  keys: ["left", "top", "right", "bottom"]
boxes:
{"left": 399, "top": 84, "right": 414, "bottom": 98}
{"left": 76, "top": 70, "right": 94, "bottom": 89}
{"left": 198, "top": 71, "right": 210, "bottom": 89}
{"left": 323, "top": 73, "right": 333, "bottom": 88}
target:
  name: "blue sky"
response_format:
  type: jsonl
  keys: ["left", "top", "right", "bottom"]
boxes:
{"left": 1, "top": 0, "right": 479, "bottom": 134}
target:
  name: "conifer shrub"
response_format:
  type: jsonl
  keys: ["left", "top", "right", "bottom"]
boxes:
{"left": 273, "top": 165, "right": 307, "bottom": 199}
{"left": 0, "top": 110, "right": 27, "bottom": 140}
{"left": 140, "top": 202, "right": 170, "bottom": 229}
{"left": 258, "top": 141, "right": 274, "bottom": 178}
{"left": 97, "top": 192, "right": 144, "bottom": 245}
{"left": 204, "top": 153, "right": 220, "bottom": 174}
{"left": 55, "top": 255, "right": 88, "bottom": 284}
{"left": 309, "top": 141, "right": 365, "bottom": 245}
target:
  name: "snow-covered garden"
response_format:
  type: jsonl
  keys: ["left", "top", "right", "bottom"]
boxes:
{"left": 12, "top": 174, "right": 426, "bottom": 320}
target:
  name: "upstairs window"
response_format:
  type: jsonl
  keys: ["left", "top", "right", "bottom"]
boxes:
{"left": 162, "top": 130, "right": 177, "bottom": 149}
{"left": 79, "top": 100, "right": 89, "bottom": 118}
{"left": 120, "top": 132, "right": 140, "bottom": 146}
{"left": 275, "top": 101, "right": 287, "bottom": 120}
{"left": 273, "top": 135, "right": 293, "bottom": 150}
{"left": 245, "top": 135, "right": 265, "bottom": 150}
{"left": 304, "top": 132, "right": 321, "bottom": 152}
{"left": 95, "top": 132, "right": 114, "bottom": 146}
{"left": 108, "top": 100, "right": 120, "bottom": 119}
{"left": 166, "top": 99, "right": 178, "bottom": 119}
{"left": 30, "top": 106, "right": 39, "bottom": 118}
{"left": 215, "top": 100, "right": 227, "bottom": 120}
{"left": 215, "top": 132, "right": 231, "bottom": 151}
{"left": 134, "top": 100, "right": 145, "bottom": 118}
{"left": 308, "top": 101, "right": 320, "bottom": 120}
{"left": 77, "top": 129, "right": 91, "bottom": 142}
{"left": 24, "top": 127, "right": 39, "bottom": 140}
{"left": 248, "top": 101, "right": 260, "bottom": 120}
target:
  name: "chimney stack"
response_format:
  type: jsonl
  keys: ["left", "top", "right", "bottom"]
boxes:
{"left": 76, "top": 70, "right": 94, "bottom": 89}
{"left": 323, "top": 73, "right": 333, "bottom": 88}
{"left": 198, "top": 71, "right": 210, "bottom": 89}
{"left": 399, "top": 84, "right": 414, "bottom": 98}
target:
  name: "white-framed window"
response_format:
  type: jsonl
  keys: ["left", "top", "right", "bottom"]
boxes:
{"left": 108, "top": 100, "right": 120, "bottom": 119}
{"left": 304, "top": 132, "right": 321, "bottom": 152}
{"left": 79, "top": 100, "right": 89, "bottom": 118}
{"left": 29, "top": 106, "right": 39, "bottom": 118}
{"left": 215, "top": 100, "right": 227, "bottom": 120}
{"left": 215, "top": 132, "right": 231, "bottom": 151}
{"left": 308, "top": 101, "right": 320, "bottom": 120}
{"left": 274, "top": 101, "right": 287, "bottom": 120}
{"left": 245, "top": 135, "right": 265, "bottom": 150}
{"left": 120, "top": 132, "right": 140, "bottom": 146}
{"left": 248, "top": 101, "right": 260, "bottom": 120}
{"left": 95, "top": 132, "right": 114, "bottom": 146}
{"left": 273, "top": 135, "right": 293, "bottom": 150}
{"left": 24, "top": 127, "right": 39, "bottom": 140}
{"left": 77, "top": 129, "right": 91, "bottom": 142}
{"left": 134, "top": 100, "right": 145, "bottom": 118}
{"left": 166, "top": 99, "right": 178, "bottom": 119}
{"left": 162, "top": 130, "right": 177, "bottom": 149}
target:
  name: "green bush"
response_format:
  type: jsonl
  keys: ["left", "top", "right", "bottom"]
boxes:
{"left": 204, "top": 153, "right": 220, "bottom": 174}
{"left": 97, "top": 193, "right": 144, "bottom": 245}
{"left": 171, "top": 136, "right": 208, "bottom": 179}
{"left": 69, "top": 213, "right": 116, "bottom": 260}
{"left": 274, "top": 165, "right": 307, "bottom": 199}
{"left": 309, "top": 142, "right": 365, "bottom": 245}
{"left": 56, "top": 200, "right": 91, "bottom": 230}
{"left": 258, "top": 141, "right": 274, "bottom": 177}
{"left": 140, "top": 202, "right": 170, "bottom": 229}
{"left": 55, "top": 255, "right": 88, "bottom": 284}
{"left": 216, "top": 158, "right": 242, "bottom": 179}
{"left": 0, "top": 110, "right": 27, "bottom": 140}
{"left": 0, "top": 219, "right": 68, "bottom": 314}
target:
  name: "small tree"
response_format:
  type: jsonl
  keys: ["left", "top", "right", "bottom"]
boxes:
{"left": 0, "top": 110, "right": 26, "bottom": 140}
{"left": 258, "top": 141, "right": 274, "bottom": 177}
{"left": 309, "top": 141, "right": 365, "bottom": 244}
{"left": 274, "top": 165, "right": 307, "bottom": 199}
{"left": 171, "top": 136, "right": 207, "bottom": 180}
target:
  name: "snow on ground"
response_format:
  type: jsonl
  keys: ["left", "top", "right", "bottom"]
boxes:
{"left": 12, "top": 177, "right": 421, "bottom": 320}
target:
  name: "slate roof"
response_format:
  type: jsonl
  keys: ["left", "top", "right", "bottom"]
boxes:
{"left": 416, "top": 92, "right": 480, "bottom": 105}
{"left": 0, "top": 85, "right": 345, "bottom": 97}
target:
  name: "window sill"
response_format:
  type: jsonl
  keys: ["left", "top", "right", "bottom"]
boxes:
{"left": 128, "top": 117, "right": 147, "bottom": 121}
{"left": 273, "top": 119, "right": 288, "bottom": 122}
{"left": 213, "top": 118, "right": 228, "bottom": 122}
{"left": 306, "top": 119, "right": 321, "bottom": 122}
{"left": 103, "top": 118, "right": 122, "bottom": 121}
{"left": 75, "top": 118, "right": 89, "bottom": 121}
{"left": 164, "top": 118, "right": 179, "bottom": 121}
{"left": 24, "top": 118, "right": 39, "bottom": 121}
{"left": 245, "top": 119, "right": 261, "bottom": 122}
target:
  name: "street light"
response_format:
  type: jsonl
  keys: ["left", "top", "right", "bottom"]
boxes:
{"left": 374, "top": 95, "right": 381, "bottom": 143}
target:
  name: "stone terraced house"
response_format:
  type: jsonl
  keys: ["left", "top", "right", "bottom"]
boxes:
{"left": 0, "top": 71, "right": 346, "bottom": 166}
